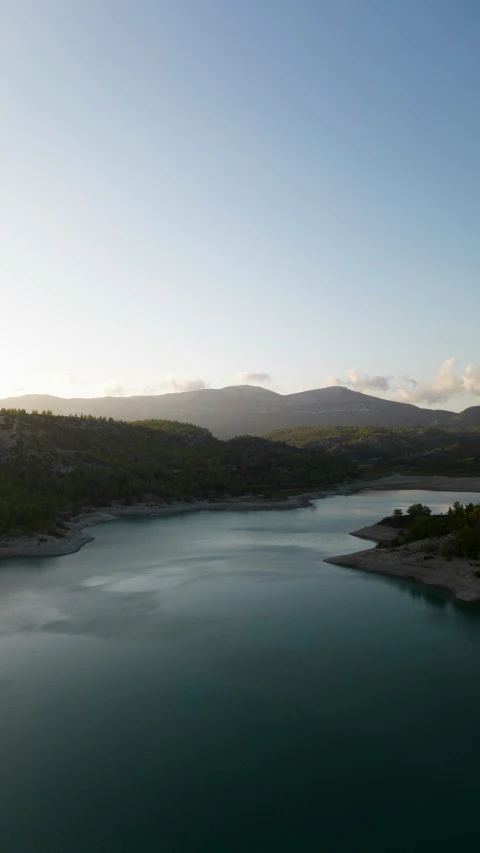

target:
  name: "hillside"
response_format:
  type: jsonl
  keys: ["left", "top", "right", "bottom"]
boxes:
{"left": 0, "top": 410, "right": 355, "bottom": 535}
{"left": 0, "top": 384, "right": 471, "bottom": 437}
{"left": 262, "top": 425, "right": 480, "bottom": 475}
{"left": 453, "top": 406, "right": 480, "bottom": 427}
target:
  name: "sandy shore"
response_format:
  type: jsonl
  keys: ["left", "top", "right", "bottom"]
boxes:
{"left": 2, "top": 473, "right": 480, "bottom": 561}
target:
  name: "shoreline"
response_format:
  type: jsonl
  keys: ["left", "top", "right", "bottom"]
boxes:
{"left": 326, "top": 517, "right": 480, "bottom": 606}
{"left": 2, "top": 473, "right": 480, "bottom": 561}
{"left": 0, "top": 494, "right": 315, "bottom": 560}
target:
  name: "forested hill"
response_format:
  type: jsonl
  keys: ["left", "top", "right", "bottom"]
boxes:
{"left": 262, "top": 425, "right": 480, "bottom": 475}
{"left": 0, "top": 410, "right": 355, "bottom": 535}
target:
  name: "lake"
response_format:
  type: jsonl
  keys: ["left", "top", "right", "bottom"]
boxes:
{"left": 1, "top": 489, "right": 480, "bottom": 852}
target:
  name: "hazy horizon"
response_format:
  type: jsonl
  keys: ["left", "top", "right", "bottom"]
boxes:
{"left": 0, "top": 381, "right": 476, "bottom": 414}
{"left": 2, "top": 1, "right": 479, "bottom": 411}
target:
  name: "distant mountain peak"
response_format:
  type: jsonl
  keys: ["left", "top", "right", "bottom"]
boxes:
{"left": 0, "top": 384, "right": 473, "bottom": 437}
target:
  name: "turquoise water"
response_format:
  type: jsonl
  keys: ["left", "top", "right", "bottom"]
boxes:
{"left": 1, "top": 489, "right": 480, "bottom": 852}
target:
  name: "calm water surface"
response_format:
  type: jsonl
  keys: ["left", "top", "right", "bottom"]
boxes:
{"left": 1, "top": 490, "right": 480, "bottom": 852}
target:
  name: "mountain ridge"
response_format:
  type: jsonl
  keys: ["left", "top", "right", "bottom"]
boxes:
{"left": 1, "top": 385, "right": 476, "bottom": 438}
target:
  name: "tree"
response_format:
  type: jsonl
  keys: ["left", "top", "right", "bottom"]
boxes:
{"left": 407, "top": 503, "right": 432, "bottom": 517}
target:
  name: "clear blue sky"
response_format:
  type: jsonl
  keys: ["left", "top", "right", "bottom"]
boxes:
{"left": 1, "top": 0, "right": 479, "bottom": 409}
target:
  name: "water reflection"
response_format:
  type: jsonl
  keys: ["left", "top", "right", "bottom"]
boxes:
{"left": 406, "top": 582, "right": 449, "bottom": 608}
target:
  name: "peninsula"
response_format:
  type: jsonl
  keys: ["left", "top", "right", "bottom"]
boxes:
{"left": 327, "top": 499, "right": 480, "bottom": 603}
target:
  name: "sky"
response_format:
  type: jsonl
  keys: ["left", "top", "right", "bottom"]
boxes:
{"left": 1, "top": 0, "right": 479, "bottom": 410}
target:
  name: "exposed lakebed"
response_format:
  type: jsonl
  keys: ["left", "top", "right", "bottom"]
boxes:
{"left": 1, "top": 489, "right": 480, "bottom": 852}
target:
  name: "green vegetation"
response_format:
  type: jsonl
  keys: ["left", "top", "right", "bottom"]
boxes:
{"left": 0, "top": 410, "right": 356, "bottom": 536}
{"left": 262, "top": 425, "right": 480, "bottom": 475}
{"left": 263, "top": 425, "right": 420, "bottom": 445}
{"left": 406, "top": 503, "right": 432, "bottom": 517}
{"left": 381, "top": 502, "right": 480, "bottom": 559}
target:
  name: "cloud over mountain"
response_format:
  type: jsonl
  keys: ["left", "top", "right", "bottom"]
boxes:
{"left": 459, "top": 363, "right": 480, "bottom": 397}
{"left": 393, "top": 359, "right": 470, "bottom": 404}
{"left": 320, "top": 370, "right": 392, "bottom": 393}
{"left": 319, "top": 359, "right": 480, "bottom": 405}
{"left": 159, "top": 376, "right": 210, "bottom": 393}
{"left": 103, "top": 381, "right": 128, "bottom": 397}
{"left": 233, "top": 372, "right": 273, "bottom": 386}
{"left": 344, "top": 369, "right": 392, "bottom": 393}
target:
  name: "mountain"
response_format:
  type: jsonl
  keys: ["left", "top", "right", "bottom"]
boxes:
{"left": 0, "top": 384, "right": 475, "bottom": 438}
{"left": 452, "top": 406, "right": 480, "bottom": 428}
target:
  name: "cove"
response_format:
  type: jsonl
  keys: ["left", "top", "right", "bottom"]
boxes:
{"left": 1, "top": 489, "right": 480, "bottom": 853}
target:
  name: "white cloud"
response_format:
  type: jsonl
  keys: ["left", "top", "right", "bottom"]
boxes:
{"left": 435, "top": 357, "right": 464, "bottom": 397}
{"left": 396, "top": 372, "right": 417, "bottom": 385}
{"left": 393, "top": 358, "right": 465, "bottom": 404}
{"left": 319, "top": 376, "right": 344, "bottom": 388}
{"left": 316, "top": 371, "right": 392, "bottom": 392}
{"left": 102, "top": 377, "right": 209, "bottom": 396}
{"left": 158, "top": 376, "right": 209, "bottom": 393}
{"left": 315, "top": 359, "right": 480, "bottom": 406}
{"left": 344, "top": 369, "right": 392, "bottom": 393}
{"left": 233, "top": 372, "right": 273, "bottom": 386}
{"left": 462, "top": 363, "right": 480, "bottom": 397}
{"left": 103, "top": 381, "right": 128, "bottom": 397}
{"left": 54, "top": 372, "right": 77, "bottom": 385}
